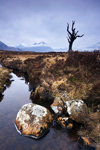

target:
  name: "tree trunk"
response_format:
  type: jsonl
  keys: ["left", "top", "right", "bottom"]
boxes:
{"left": 68, "top": 41, "right": 73, "bottom": 54}
{"left": 69, "top": 42, "right": 72, "bottom": 51}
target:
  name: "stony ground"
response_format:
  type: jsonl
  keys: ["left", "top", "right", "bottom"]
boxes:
{"left": 0, "top": 50, "right": 100, "bottom": 149}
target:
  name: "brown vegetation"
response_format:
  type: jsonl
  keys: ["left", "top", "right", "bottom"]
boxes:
{"left": 0, "top": 50, "right": 100, "bottom": 106}
{"left": 0, "top": 50, "right": 100, "bottom": 147}
{"left": 0, "top": 67, "right": 12, "bottom": 96}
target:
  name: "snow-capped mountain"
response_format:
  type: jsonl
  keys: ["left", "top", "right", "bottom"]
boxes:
{"left": 16, "top": 41, "right": 53, "bottom": 52}
{"left": 0, "top": 41, "right": 22, "bottom": 51}
{"left": 17, "top": 43, "right": 28, "bottom": 49}
{"left": 17, "top": 41, "right": 47, "bottom": 48}
{"left": 1, "top": 40, "right": 99, "bottom": 52}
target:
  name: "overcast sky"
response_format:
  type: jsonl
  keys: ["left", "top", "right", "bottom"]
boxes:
{"left": 0, "top": 0, "right": 100, "bottom": 50}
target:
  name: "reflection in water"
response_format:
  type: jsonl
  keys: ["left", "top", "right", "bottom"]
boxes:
{"left": 5, "top": 80, "right": 12, "bottom": 88}
{"left": 0, "top": 72, "right": 96, "bottom": 150}
{"left": 0, "top": 94, "right": 4, "bottom": 102}
{"left": 13, "top": 70, "right": 29, "bottom": 84}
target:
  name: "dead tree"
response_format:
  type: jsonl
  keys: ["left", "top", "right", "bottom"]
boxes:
{"left": 67, "top": 21, "right": 84, "bottom": 53}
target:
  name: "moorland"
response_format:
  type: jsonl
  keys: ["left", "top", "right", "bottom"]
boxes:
{"left": 0, "top": 50, "right": 100, "bottom": 149}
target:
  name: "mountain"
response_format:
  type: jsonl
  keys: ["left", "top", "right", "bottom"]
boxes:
{"left": 54, "top": 47, "right": 68, "bottom": 52}
{"left": 0, "top": 41, "right": 22, "bottom": 51}
{"left": 16, "top": 41, "right": 54, "bottom": 52}
{"left": 1, "top": 40, "right": 100, "bottom": 53}
{"left": 85, "top": 42, "right": 100, "bottom": 51}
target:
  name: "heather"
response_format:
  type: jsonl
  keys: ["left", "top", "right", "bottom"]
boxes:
{"left": 0, "top": 50, "right": 100, "bottom": 148}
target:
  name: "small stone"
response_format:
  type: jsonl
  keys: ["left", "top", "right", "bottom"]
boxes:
{"left": 57, "top": 117, "right": 73, "bottom": 129}
{"left": 67, "top": 123, "right": 73, "bottom": 129}
{"left": 50, "top": 97, "right": 63, "bottom": 114}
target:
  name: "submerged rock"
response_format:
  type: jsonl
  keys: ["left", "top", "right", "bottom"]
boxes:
{"left": 57, "top": 117, "right": 73, "bottom": 129}
{"left": 15, "top": 103, "right": 53, "bottom": 139}
{"left": 77, "top": 136, "right": 97, "bottom": 150}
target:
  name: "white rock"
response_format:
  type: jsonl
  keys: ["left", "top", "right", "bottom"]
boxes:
{"left": 15, "top": 103, "right": 53, "bottom": 139}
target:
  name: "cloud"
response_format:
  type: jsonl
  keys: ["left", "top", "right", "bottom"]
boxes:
{"left": 0, "top": 0, "right": 100, "bottom": 49}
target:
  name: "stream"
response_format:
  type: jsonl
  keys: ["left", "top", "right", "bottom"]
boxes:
{"left": 0, "top": 72, "right": 82, "bottom": 150}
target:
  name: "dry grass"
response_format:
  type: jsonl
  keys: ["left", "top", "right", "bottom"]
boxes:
{"left": 0, "top": 50, "right": 100, "bottom": 104}
{"left": 0, "top": 67, "right": 12, "bottom": 94}
{"left": 0, "top": 50, "right": 100, "bottom": 146}
{"left": 78, "top": 111, "right": 100, "bottom": 147}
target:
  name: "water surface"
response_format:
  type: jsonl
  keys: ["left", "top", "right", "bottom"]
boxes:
{"left": 0, "top": 73, "right": 82, "bottom": 150}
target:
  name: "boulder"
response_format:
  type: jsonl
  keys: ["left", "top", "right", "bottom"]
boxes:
{"left": 15, "top": 103, "right": 53, "bottom": 139}
{"left": 50, "top": 94, "right": 87, "bottom": 123}
{"left": 65, "top": 100, "right": 87, "bottom": 123}
{"left": 50, "top": 92, "right": 71, "bottom": 114}
{"left": 57, "top": 117, "right": 73, "bottom": 129}
{"left": 50, "top": 97, "right": 64, "bottom": 114}
{"left": 31, "top": 85, "right": 53, "bottom": 104}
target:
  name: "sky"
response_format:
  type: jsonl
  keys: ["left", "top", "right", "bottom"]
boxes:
{"left": 0, "top": 0, "right": 100, "bottom": 50}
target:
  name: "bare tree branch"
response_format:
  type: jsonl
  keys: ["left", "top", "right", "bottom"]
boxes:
{"left": 72, "top": 21, "right": 75, "bottom": 32}
{"left": 76, "top": 34, "right": 84, "bottom": 38}
{"left": 67, "top": 23, "right": 71, "bottom": 35}
{"left": 75, "top": 31, "right": 79, "bottom": 36}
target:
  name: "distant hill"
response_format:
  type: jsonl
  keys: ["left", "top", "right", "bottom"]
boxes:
{"left": 85, "top": 42, "right": 100, "bottom": 51}
{"left": 0, "top": 41, "right": 22, "bottom": 51}
{"left": 1, "top": 40, "right": 100, "bottom": 52}
{"left": 54, "top": 47, "right": 67, "bottom": 52}
{"left": 16, "top": 41, "right": 54, "bottom": 52}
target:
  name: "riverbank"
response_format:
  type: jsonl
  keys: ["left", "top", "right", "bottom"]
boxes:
{"left": 0, "top": 66, "right": 12, "bottom": 96}
{"left": 0, "top": 50, "right": 100, "bottom": 149}
{"left": 0, "top": 50, "right": 100, "bottom": 106}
